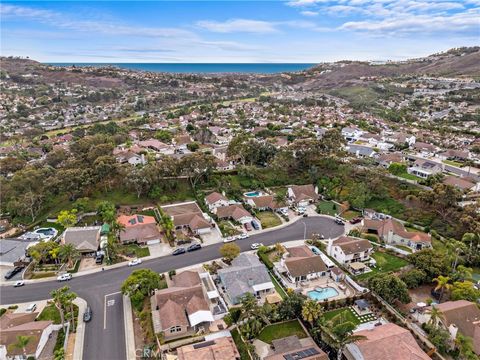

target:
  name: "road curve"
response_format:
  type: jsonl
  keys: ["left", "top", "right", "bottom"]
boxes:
{"left": 0, "top": 216, "right": 344, "bottom": 360}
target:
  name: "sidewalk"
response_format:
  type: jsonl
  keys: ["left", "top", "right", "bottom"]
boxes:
{"left": 72, "top": 297, "right": 87, "bottom": 360}
{"left": 123, "top": 294, "right": 136, "bottom": 360}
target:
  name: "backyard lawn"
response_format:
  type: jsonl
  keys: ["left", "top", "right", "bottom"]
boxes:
{"left": 323, "top": 307, "right": 376, "bottom": 325}
{"left": 269, "top": 274, "right": 288, "bottom": 299}
{"left": 356, "top": 251, "right": 409, "bottom": 280}
{"left": 316, "top": 200, "right": 338, "bottom": 216}
{"left": 341, "top": 210, "right": 361, "bottom": 220}
{"left": 256, "top": 212, "right": 282, "bottom": 229}
{"left": 257, "top": 320, "right": 307, "bottom": 344}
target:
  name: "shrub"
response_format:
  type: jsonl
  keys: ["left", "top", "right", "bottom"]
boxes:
{"left": 362, "top": 234, "right": 378, "bottom": 242}
{"left": 400, "top": 269, "right": 427, "bottom": 288}
{"left": 257, "top": 249, "right": 274, "bottom": 270}
{"left": 7, "top": 305, "right": 18, "bottom": 310}
{"left": 168, "top": 270, "right": 176, "bottom": 280}
{"left": 0, "top": 308, "right": 6, "bottom": 317}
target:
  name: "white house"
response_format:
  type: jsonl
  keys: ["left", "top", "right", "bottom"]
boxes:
{"left": 407, "top": 159, "right": 442, "bottom": 179}
{"left": 204, "top": 192, "right": 229, "bottom": 212}
{"left": 327, "top": 236, "right": 373, "bottom": 265}
{"left": 274, "top": 246, "right": 328, "bottom": 285}
{"left": 342, "top": 127, "right": 364, "bottom": 142}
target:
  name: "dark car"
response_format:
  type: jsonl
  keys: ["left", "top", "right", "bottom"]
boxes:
{"left": 244, "top": 222, "right": 252, "bottom": 231}
{"left": 83, "top": 306, "right": 92, "bottom": 322}
{"left": 334, "top": 219, "right": 345, "bottom": 226}
{"left": 172, "top": 248, "right": 186, "bottom": 256}
{"left": 187, "top": 243, "right": 202, "bottom": 252}
{"left": 251, "top": 220, "right": 260, "bottom": 230}
{"left": 303, "top": 213, "right": 309, "bottom": 218}
{"left": 95, "top": 255, "right": 104, "bottom": 264}
{"left": 4, "top": 266, "right": 24, "bottom": 280}
{"left": 349, "top": 217, "right": 362, "bottom": 224}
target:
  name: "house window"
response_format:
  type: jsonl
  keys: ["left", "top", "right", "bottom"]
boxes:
{"left": 170, "top": 326, "right": 182, "bottom": 333}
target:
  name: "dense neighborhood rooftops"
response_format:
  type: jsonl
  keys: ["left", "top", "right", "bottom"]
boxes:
{"left": 346, "top": 323, "right": 430, "bottom": 360}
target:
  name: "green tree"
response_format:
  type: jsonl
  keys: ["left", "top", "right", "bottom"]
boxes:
{"left": 368, "top": 273, "right": 411, "bottom": 304}
{"left": 301, "top": 299, "right": 323, "bottom": 328}
{"left": 427, "top": 306, "right": 444, "bottom": 328}
{"left": 58, "top": 243, "right": 80, "bottom": 268}
{"left": 400, "top": 269, "right": 427, "bottom": 288}
{"left": 433, "top": 275, "right": 452, "bottom": 302}
{"left": 219, "top": 243, "right": 240, "bottom": 262}
{"left": 327, "top": 313, "right": 366, "bottom": 360}
{"left": 450, "top": 281, "right": 480, "bottom": 302}
{"left": 155, "top": 130, "right": 173, "bottom": 143}
{"left": 277, "top": 293, "right": 306, "bottom": 320}
{"left": 97, "top": 201, "right": 116, "bottom": 224}
{"left": 57, "top": 209, "right": 78, "bottom": 228}
{"left": 388, "top": 162, "right": 407, "bottom": 176}
{"left": 121, "top": 269, "right": 161, "bottom": 311}
{"left": 51, "top": 286, "right": 71, "bottom": 330}
{"left": 8, "top": 335, "right": 33, "bottom": 357}
{"left": 408, "top": 249, "right": 450, "bottom": 281}
{"left": 456, "top": 334, "right": 477, "bottom": 360}
{"left": 346, "top": 182, "right": 371, "bottom": 209}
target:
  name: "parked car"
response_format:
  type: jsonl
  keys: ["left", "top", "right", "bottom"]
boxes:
{"left": 172, "top": 248, "right": 186, "bottom": 256}
{"left": 303, "top": 213, "right": 309, "bottom": 217}
{"left": 4, "top": 266, "right": 24, "bottom": 280}
{"left": 83, "top": 306, "right": 92, "bottom": 322}
{"left": 14, "top": 281, "right": 25, "bottom": 287}
{"left": 238, "top": 233, "right": 249, "bottom": 240}
{"left": 26, "top": 303, "right": 37, "bottom": 313}
{"left": 57, "top": 273, "right": 72, "bottom": 282}
{"left": 334, "top": 219, "right": 345, "bottom": 225}
{"left": 297, "top": 206, "right": 306, "bottom": 215}
{"left": 187, "top": 243, "right": 202, "bottom": 252}
{"left": 95, "top": 254, "right": 104, "bottom": 264}
{"left": 279, "top": 208, "right": 289, "bottom": 217}
{"left": 250, "top": 243, "right": 263, "bottom": 250}
{"left": 251, "top": 220, "right": 260, "bottom": 230}
{"left": 128, "top": 258, "right": 142, "bottom": 267}
{"left": 349, "top": 217, "right": 362, "bottom": 224}
{"left": 244, "top": 222, "right": 252, "bottom": 231}
{"left": 223, "top": 236, "right": 236, "bottom": 243}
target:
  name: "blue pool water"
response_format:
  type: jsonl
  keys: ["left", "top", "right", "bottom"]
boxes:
{"left": 307, "top": 287, "right": 339, "bottom": 301}
{"left": 244, "top": 191, "right": 261, "bottom": 197}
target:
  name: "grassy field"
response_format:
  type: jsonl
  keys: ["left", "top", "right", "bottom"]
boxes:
{"left": 231, "top": 328, "right": 251, "bottom": 360}
{"left": 365, "top": 197, "right": 405, "bottom": 218}
{"left": 442, "top": 159, "right": 463, "bottom": 167}
{"left": 342, "top": 210, "right": 361, "bottom": 220}
{"left": 218, "top": 220, "right": 240, "bottom": 237}
{"left": 316, "top": 200, "right": 338, "bottom": 216}
{"left": 356, "top": 251, "right": 409, "bottom": 280}
{"left": 38, "top": 304, "right": 62, "bottom": 323}
{"left": 256, "top": 211, "right": 282, "bottom": 229}
{"left": 396, "top": 172, "right": 421, "bottom": 181}
{"left": 257, "top": 320, "right": 307, "bottom": 344}
{"left": 118, "top": 244, "right": 150, "bottom": 258}
{"left": 394, "top": 245, "right": 413, "bottom": 253}
{"left": 323, "top": 307, "right": 360, "bottom": 326}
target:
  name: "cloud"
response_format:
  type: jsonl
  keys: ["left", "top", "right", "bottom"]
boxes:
{"left": 300, "top": 10, "right": 319, "bottom": 16}
{"left": 340, "top": 9, "right": 480, "bottom": 34}
{"left": 196, "top": 19, "right": 279, "bottom": 33}
{"left": 286, "top": 0, "right": 330, "bottom": 7}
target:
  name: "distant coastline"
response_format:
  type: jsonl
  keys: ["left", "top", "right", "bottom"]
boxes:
{"left": 46, "top": 63, "right": 315, "bottom": 74}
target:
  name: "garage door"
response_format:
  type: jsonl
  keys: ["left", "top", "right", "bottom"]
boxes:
{"left": 146, "top": 239, "right": 160, "bottom": 245}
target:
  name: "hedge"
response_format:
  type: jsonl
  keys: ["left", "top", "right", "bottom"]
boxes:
{"left": 257, "top": 249, "right": 274, "bottom": 270}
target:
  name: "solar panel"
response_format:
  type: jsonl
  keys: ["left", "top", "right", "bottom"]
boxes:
{"left": 283, "top": 348, "right": 320, "bottom": 360}
{"left": 193, "top": 340, "right": 215, "bottom": 349}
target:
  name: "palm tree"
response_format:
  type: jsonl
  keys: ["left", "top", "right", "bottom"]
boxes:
{"left": 110, "top": 220, "right": 125, "bottom": 237}
{"left": 455, "top": 265, "right": 473, "bottom": 282}
{"left": 455, "top": 333, "right": 477, "bottom": 360}
{"left": 51, "top": 286, "right": 69, "bottom": 330}
{"left": 64, "top": 290, "right": 78, "bottom": 331}
{"left": 433, "top": 275, "right": 452, "bottom": 302}
{"left": 427, "top": 306, "right": 444, "bottom": 328}
{"left": 58, "top": 243, "right": 80, "bottom": 268}
{"left": 8, "top": 335, "right": 33, "bottom": 358}
{"left": 302, "top": 299, "right": 323, "bottom": 328}
{"left": 327, "top": 312, "right": 366, "bottom": 360}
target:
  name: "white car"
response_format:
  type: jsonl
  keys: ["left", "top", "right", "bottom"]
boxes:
{"left": 251, "top": 243, "right": 264, "bottom": 250}
{"left": 128, "top": 258, "right": 142, "bottom": 267}
{"left": 14, "top": 281, "right": 25, "bottom": 287}
{"left": 26, "top": 303, "right": 37, "bottom": 313}
{"left": 279, "top": 209, "right": 289, "bottom": 216}
{"left": 238, "top": 233, "right": 249, "bottom": 240}
{"left": 57, "top": 273, "right": 72, "bottom": 282}
{"left": 223, "top": 236, "right": 236, "bottom": 243}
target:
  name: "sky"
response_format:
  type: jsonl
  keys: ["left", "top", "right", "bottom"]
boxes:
{"left": 0, "top": 0, "right": 479, "bottom": 63}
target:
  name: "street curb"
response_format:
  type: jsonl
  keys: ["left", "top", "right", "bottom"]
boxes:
{"left": 72, "top": 297, "right": 87, "bottom": 360}
{"left": 123, "top": 294, "right": 136, "bottom": 360}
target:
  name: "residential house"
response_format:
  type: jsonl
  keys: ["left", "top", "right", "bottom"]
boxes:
{"left": 287, "top": 184, "right": 318, "bottom": 207}
{"left": 117, "top": 214, "right": 161, "bottom": 245}
{"left": 344, "top": 323, "right": 430, "bottom": 360}
{"left": 376, "top": 153, "right": 404, "bottom": 168}
{"left": 407, "top": 159, "right": 442, "bottom": 179}
{"left": 443, "top": 175, "right": 478, "bottom": 192}
{"left": 217, "top": 253, "right": 274, "bottom": 304}
{"left": 205, "top": 192, "right": 229, "bottom": 212}
{"left": 150, "top": 270, "right": 215, "bottom": 340}
{"left": 176, "top": 335, "right": 240, "bottom": 360}
{"left": 174, "top": 134, "right": 193, "bottom": 151}
{"left": 274, "top": 246, "right": 328, "bottom": 285}
{"left": 63, "top": 226, "right": 101, "bottom": 253}
{"left": 0, "top": 312, "right": 59, "bottom": 360}
{"left": 264, "top": 335, "right": 328, "bottom": 360}
{"left": 412, "top": 142, "right": 437, "bottom": 157}
{"left": 363, "top": 218, "right": 431, "bottom": 251}
{"left": 138, "top": 139, "right": 174, "bottom": 155}
{"left": 438, "top": 149, "right": 470, "bottom": 162}
{"left": 245, "top": 195, "right": 287, "bottom": 213}
{"left": 326, "top": 236, "right": 373, "bottom": 268}
{"left": 116, "top": 151, "right": 146, "bottom": 166}
{"left": 161, "top": 202, "right": 212, "bottom": 235}
{"left": 216, "top": 204, "right": 253, "bottom": 224}
{"left": 346, "top": 144, "right": 378, "bottom": 159}
{"left": 342, "top": 127, "right": 364, "bottom": 142}
{"left": 0, "top": 239, "right": 30, "bottom": 267}
{"left": 417, "top": 300, "right": 480, "bottom": 355}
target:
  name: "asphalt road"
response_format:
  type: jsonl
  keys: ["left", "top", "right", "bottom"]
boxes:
{"left": 0, "top": 216, "right": 344, "bottom": 360}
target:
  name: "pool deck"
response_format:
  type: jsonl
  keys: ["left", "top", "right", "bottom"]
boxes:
{"left": 301, "top": 277, "right": 355, "bottom": 301}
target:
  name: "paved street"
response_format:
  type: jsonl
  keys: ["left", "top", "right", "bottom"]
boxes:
{"left": 0, "top": 216, "right": 343, "bottom": 360}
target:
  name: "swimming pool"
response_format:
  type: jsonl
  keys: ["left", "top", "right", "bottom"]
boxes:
{"left": 244, "top": 191, "right": 262, "bottom": 197}
{"left": 307, "top": 287, "right": 339, "bottom": 301}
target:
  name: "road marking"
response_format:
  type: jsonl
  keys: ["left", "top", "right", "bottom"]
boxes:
{"left": 104, "top": 291, "right": 121, "bottom": 329}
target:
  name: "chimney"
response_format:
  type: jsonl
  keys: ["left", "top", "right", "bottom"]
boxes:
{"left": 448, "top": 324, "right": 458, "bottom": 341}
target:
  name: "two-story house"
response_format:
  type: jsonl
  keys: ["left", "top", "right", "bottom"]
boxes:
{"left": 327, "top": 236, "right": 373, "bottom": 266}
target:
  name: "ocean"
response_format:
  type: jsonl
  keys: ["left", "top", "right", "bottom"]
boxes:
{"left": 47, "top": 63, "right": 315, "bottom": 74}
